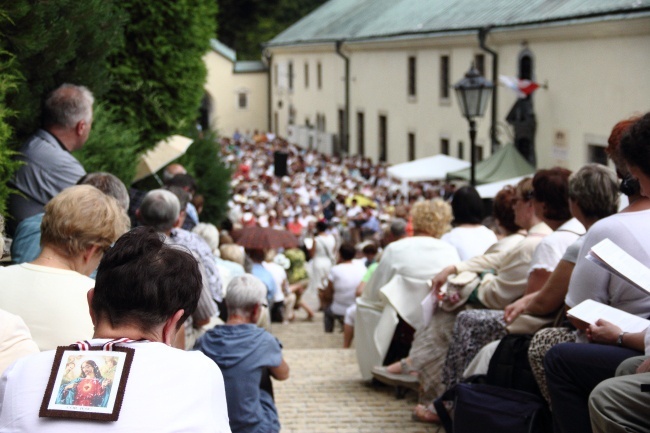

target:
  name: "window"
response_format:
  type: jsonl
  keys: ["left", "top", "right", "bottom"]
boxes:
{"left": 588, "top": 144, "right": 608, "bottom": 166}
{"left": 274, "top": 112, "right": 278, "bottom": 135}
{"left": 458, "top": 141, "right": 464, "bottom": 159}
{"left": 518, "top": 49, "right": 534, "bottom": 80}
{"left": 378, "top": 115, "right": 387, "bottom": 162}
{"left": 338, "top": 109, "right": 345, "bottom": 153}
{"left": 440, "top": 138, "right": 449, "bottom": 155}
{"left": 357, "top": 112, "right": 365, "bottom": 156}
{"left": 440, "top": 55, "right": 450, "bottom": 99}
{"left": 317, "top": 62, "right": 322, "bottom": 89}
{"left": 474, "top": 53, "right": 485, "bottom": 76}
{"left": 408, "top": 56, "right": 416, "bottom": 97}
{"left": 304, "top": 62, "right": 309, "bottom": 88}
{"left": 475, "top": 145, "right": 484, "bottom": 162}
{"left": 274, "top": 64, "right": 278, "bottom": 86}
{"left": 408, "top": 133, "right": 416, "bottom": 161}
{"left": 288, "top": 61, "right": 294, "bottom": 91}
{"left": 237, "top": 92, "right": 247, "bottom": 109}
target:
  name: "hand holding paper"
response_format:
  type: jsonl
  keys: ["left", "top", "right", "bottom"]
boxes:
{"left": 586, "top": 319, "right": 622, "bottom": 345}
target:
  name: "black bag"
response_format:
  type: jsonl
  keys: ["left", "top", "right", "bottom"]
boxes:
{"left": 486, "top": 333, "right": 542, "bottom": 397}
{"left": 433, "top": 383, "right": 551, "bottom": 433}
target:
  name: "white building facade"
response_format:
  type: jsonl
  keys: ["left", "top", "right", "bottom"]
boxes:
{"left": 265, "top": 0, "right": 650, "bottom": 171}
{"left": 203, "top": 40, "right": 269, "bottom": 137}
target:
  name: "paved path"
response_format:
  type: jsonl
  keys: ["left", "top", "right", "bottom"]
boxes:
{"left": 270, "top": 297, "right": 439, "bottom": 433}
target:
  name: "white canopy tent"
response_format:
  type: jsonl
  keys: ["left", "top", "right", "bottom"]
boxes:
{"left": 387, "top": 154, "right": 471, "bottom": 182}
{"left": 475, "top": 175, "right": 528, "bottom": 199}
{"left": 387, "top": 155, "right": 471, "bottom": 197}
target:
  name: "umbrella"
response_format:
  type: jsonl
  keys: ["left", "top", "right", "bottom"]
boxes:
{"left": 345, "top": 194, "right": 376, "bottom": 208}
{"left": 133, "top": 135, "right": 193, "bottom": 183}
{"left": 232, "top": 227, "right": 299, "bottom": 250}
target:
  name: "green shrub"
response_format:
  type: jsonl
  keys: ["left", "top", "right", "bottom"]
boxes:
{"left": 177, "top": 129, "right": 231, "bottom": 225}
{"left": 74, "top": 104, "right": 141, "bottom": 185}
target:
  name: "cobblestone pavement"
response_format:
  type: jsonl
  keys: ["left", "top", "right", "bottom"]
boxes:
{"left": 270, "top": 301, "right": 440, "bottom": 433}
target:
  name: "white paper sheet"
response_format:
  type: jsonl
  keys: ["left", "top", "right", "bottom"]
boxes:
{"left": 587, "top": 238, "right": 650, "bottom": 295}
{"left": 420, "top": 292, "right": 435, "bottom": 328}
{"left": 567, "top": 299, "right": 650, "bottom": 334}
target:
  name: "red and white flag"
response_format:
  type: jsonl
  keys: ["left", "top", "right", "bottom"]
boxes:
{"left": 499, "top": 75, "right": 540, "bottom": 98}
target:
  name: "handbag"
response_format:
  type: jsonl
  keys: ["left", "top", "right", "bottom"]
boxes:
{"left": 439, "top": 271, "right": 480, "bottom": 312}
{"left": 434, "top": 382, "right": 551, "bottom": 433}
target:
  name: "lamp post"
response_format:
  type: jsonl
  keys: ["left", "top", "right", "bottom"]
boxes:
{"left": 453, "top": 64, "right": 494, "bottom": 186}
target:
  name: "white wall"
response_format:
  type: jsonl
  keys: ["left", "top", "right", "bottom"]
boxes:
{"left": 203, "top": 51, "right": 268, "bottom": 137}
{"left": 268, "top": 17, "right": 650, "bottom": 169}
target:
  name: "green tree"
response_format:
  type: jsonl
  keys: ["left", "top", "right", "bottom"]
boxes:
{"left": 177, "top": 129, "right": 231, "bottom": 225}
{"left": 107, "top": 0, "right": 218, "bottom": 153}
{"left": 0, "top": 50, "right": 21, "bottom": 216}
{"left": 217, "top": 0, "right": 327, "bottom": 60}
{"left": 0, "top": 0, "right": 126, "bottom": 142}
{"left": 74, "top": 104, "right": 141, "bottom": 185}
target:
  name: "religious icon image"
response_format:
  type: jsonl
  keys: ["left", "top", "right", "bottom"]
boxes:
{"left": 40, "top": 347, "right": 133, "bottom": 421}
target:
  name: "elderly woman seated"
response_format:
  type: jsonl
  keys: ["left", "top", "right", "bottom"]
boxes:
{"left": 195, "top": 275, "right": 290, "bottom": 433}
{"left": 0, "top": 185, "right": 129, "bottom": 350}
{"left": 0, "top": 227, "right": 231, "bottom": 432}
{"left": 355, "top": 199, "right": 460, "bottom": 380}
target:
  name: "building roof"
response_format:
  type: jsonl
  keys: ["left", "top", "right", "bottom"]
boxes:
{"left": 267, "top": 0, "right": 650, "bottom": 46}
{"left": 210, "top": 39, "right": 236, "bottom": 62}
{"left": 234, "top": 61, "right": 267, "bottom": 73}
{"left": 209, "top": 39, "right": 268, "bottom": 73}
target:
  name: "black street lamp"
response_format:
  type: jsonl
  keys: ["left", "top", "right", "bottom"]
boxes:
{"left": 453, "top": 64, "right": 494, "bottom": 186}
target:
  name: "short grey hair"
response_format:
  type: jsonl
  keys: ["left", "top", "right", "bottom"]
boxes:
{"left": 569, "top": 163, "right": 619, "bottom": 220}
{"left": 139, "top": 189, "right": 180, "bottom": 233}
{"left": 79, "top": 172, "right": 130, "bottom": 210}
{"left": 193, "top": 223, "right": 219, "bottom": 254}
{"left": 43, "top": 84, "right": 94, "bottom": 128}
{"left": 390, "top": 218, "right": 407, "bottom": 237}
{"left": 225, "top": 275, "right": 267, "bottom": 317}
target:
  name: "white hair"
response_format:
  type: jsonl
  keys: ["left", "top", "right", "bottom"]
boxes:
{"left": 139, "top": 189, "right": 180, "bottom": 233}
{"left": 225, "top": 275, "right": 267, "bottom": 317}
{"left": 192, "top": 223, "right": 220, "bottom": 254}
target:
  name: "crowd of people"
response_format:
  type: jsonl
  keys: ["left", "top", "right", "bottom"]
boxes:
{"left": 0, "top": 81, "right": 649, "bottom": 433}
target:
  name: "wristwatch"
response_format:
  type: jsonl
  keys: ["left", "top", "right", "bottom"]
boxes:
{"left": 616, "top": 331, "right": 627, "bottom": 346}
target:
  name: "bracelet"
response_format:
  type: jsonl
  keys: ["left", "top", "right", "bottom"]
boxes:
{"left": 616, "top": 331, "right": 627, "bottom": 347}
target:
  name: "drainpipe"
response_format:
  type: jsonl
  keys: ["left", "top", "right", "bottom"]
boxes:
{"left": 263, "top": 49, "right": 273, "bottom": 133}
{"left": 478, "top": 27, "right": 499, "bottom": 153}
{"left": 335, "top": 40, "right": 350, "bottom": 156}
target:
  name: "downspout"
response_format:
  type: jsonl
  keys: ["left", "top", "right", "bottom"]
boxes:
{"left": 335, "top": 40, "right": 350, "bottom": 156}
{"left": 263, "top": 49, "right": 273, "bottom": 133}
{"left": 478, "top": 27, "right": 499, "bottom": 153}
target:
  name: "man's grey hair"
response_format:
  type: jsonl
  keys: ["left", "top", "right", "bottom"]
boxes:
{"left": 79, "top": 172, "right": 130, "bottom": 210}
{"left": 225, "top": 275, "right": 267, "bottom": 318}
{"left": 43, "top": 84, "right": 94, "bottom": 128}
{"left": 390, "top": 218, "right": 407, "bottom": 238}
{"left": 193, "top": 223, "right": 220, "bottom": 254}
{"left": 568, "top": 163, "right": 619, "bottom": 220}
{"left": 139, "top": 189, "right": 180, "bottom": 233}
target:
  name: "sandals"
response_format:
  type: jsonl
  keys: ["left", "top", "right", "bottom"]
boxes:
{"left": 371, "top": 366, "right": 420, "bottom": 391}
{"left": 412, "top": 404, "right": 440, "bottom": 424}
{"left": 399, "top": 358, "right": 418, "bottom": 376}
